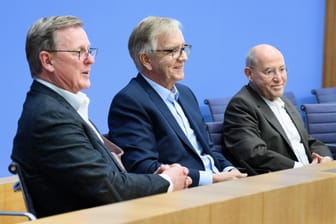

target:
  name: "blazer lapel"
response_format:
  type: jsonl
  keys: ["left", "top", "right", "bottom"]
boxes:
{"left": 135, "top": 75, "right": 197, "bottom": 152}
{"left": 260, "top": 103, "right": 289, "bottom": 142}
{"left": 247, "top": 87, "right": 292, "bottom": 147}
{"left": 177, "top": 91, "right": 210, "bottom": 153}
{"left": 283, "top": 100, "right": 313, "bottom": 160}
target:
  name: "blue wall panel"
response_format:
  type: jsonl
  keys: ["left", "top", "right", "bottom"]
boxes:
{"left": 0, "top": 0, "right": 326, "bottom": 177}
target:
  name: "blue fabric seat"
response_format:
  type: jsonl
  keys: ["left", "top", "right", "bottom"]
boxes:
{"left": 311, "top": 87, "right": 336, "bottom": 103}
{"left": 283, "top": 91, "right": 299, "bottom": 111}
{"left": 205, "top": 121, "right": 258, "bottom": 175}
{"left": 204, "top": 97, "right": 231, "bottom": 122}
{"left": 301, "top": 103, "right": 336, "bottom": 158}
{"left": 206, "top": 121, "right": 224, "bottom": 152}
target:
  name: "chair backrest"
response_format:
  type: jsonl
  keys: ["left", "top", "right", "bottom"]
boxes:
{"left": 300, "top": 103, "right": 336, "bottom": 145}
{"left": 283, "top": 91, "right": 299, "bottom": 111}
{"left": 205, "top": 121, "right": 259, "bottom": 176}
{"left": 311, "top": 87, "right": 336, "bottom": 103}
{"left": 206, "top": 121, "right": 223, "bottom": 152}
{"left": 8, "top": 162, "right": 36, "bottom": 217}
{"left": 204, "top": 97, "right": 231, "bottom": 122}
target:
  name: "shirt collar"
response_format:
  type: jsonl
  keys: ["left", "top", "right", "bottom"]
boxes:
{"left": 140, "top": 73, "right": 179, "bottom": 103}
{"left": 263, "top": 96, "right": 285, "bottom": 110}
{"left": 35, "top": 78, "right": 90, "bottom": 120}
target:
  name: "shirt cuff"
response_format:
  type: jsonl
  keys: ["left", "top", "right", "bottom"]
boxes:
{"left": 294, "top": 161, "right": 304, "bottom": 168}
{"left": 159, "top": 173, "right": 173, "bottom": 192}
{"left": 198, "top": 171, "right": 213, "bottom": 186}
{"left": 223, "top": 166, "right": 236, "bottom": 172}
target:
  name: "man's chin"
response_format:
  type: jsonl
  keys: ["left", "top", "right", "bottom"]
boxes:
{"left": 81, "top": 81, "right": 91, "bottom": 90}
{"left": 175, "top": 73, "right": 184, "bottom": 81}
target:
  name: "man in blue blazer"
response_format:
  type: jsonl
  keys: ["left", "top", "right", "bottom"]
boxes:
{"left": 11, "top": 15, "right": 191, "bottom": 218}
{"left": 108, "top": 16, "right": 247, "bottom": 187}
{"left": 223, "top": 44, "right": 332, "bottom": 173}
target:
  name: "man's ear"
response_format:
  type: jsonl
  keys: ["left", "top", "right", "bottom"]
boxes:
{"left": 39, "top": 51, "right": 54, "bottom": 72}
{"left": 139, "top": 54, "right": 152, "bottom": 71}
{"left": 244, "top": 67, "right": 252, "bottom": 82}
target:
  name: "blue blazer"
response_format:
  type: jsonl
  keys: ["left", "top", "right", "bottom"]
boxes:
{"left": 108, "top": 74, "right": 233, "bottom": 187}
{"left": 11, "top": 81, "right": 169, "bottom": 218}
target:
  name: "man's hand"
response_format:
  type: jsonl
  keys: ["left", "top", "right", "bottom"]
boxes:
{"left": 159, "top": 164, "right": 192, "bottom": 190}
{"left": 154, "top": 164, "right": 171, "bottom": 174}
{"left": 311, "top": 152, "right": 333, "bottom": 164}
{"left": 213, "top": 168, "right": 247, "bottom": 183}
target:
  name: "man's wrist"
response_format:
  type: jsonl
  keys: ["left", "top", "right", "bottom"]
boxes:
{"left": 159, "top": 173, "right": 173, "bottom": 192}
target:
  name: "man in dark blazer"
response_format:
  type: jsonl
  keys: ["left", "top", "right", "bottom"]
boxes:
{"left": 223, "top": 44, "right": 332, "bottom": 173}
{"left": 108, "top": 16, "right": 247, "bottom": 188}
{"left": 11, "top": 15, "right": 191, "bottom": 218}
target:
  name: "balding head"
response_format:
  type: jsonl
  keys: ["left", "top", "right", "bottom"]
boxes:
{"left": 245, "top": 44, "right": 284, "bottom": 68}
{"left": 244, "top": 44, "right": 287, "bottom": 101}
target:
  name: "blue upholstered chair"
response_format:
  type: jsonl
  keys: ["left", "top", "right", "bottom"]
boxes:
{"left": 205, "top": 121, "right": 258, "bottom": 176}
{"left": 311, "top": 87, "right": 336, "bottom": 103}
{"left": 206, "top": 121, "right": 224, "bottom": 152}
{"left": 301, "top": 103, "right": 336, "bottom": 158}
{"left": 283, "top": 91, "right": 299, "bottom": 111}
{"left": 204, "top": 97, "right": 231, "bottom": 122}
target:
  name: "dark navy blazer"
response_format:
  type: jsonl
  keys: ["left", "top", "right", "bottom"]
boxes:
{"left": 108, "top": 74, "right": 233, "bottom": 187}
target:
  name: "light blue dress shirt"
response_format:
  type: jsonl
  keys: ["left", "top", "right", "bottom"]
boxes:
{"left": 141, "top": 74, "right": 233, "bottom": 185}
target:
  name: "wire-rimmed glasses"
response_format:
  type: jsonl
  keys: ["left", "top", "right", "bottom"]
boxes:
{"left": 151, "top": 44, "right": 192, "bottom": 59}
{"left": 45, "top": 48, "right": 98, "bottom": 61}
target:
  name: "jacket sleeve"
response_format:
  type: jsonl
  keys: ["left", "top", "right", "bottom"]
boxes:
{"left": 32, "top": 108, "right": 169, "bottom": 203}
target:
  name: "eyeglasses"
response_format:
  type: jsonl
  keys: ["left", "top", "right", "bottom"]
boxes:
{"left": 151, "top": 44, "right": 192, "bottom": 59}
{"left": 250, "top": 66, "right": 288, "bottom": 77}
{"left": 45, "top": 48, "right": 98, "bottom": 61}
